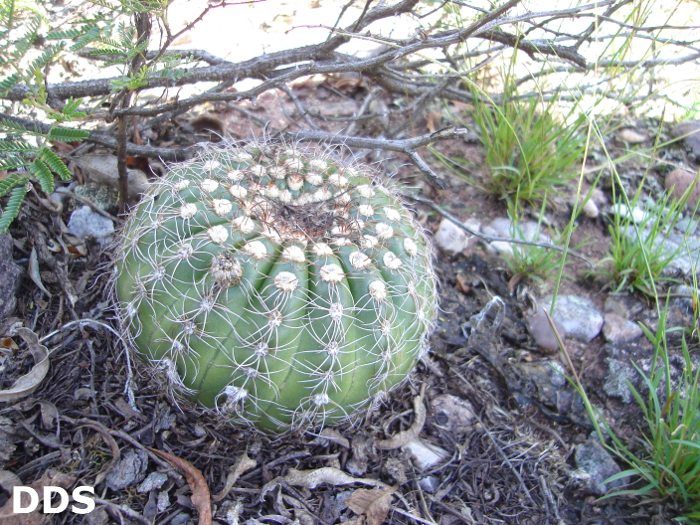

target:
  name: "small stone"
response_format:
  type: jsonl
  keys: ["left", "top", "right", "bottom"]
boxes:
{"left": 671, "top": 120, "right": 700, "bottom": 160}
{"left": 602, "top": 313, "right": 642, "bottom": 345}
{"left": 604, "top": 293, "right": 646, "bottom": 319}
{"left": 487, "top": 240, "right": 513, "bottom": 256}
{"left": 418, "top": 476, "right": 440, "bottom": 493}
{"left": 581, "top": 198, "right": 599, "bottom": 218}
{"left": 665, "top": 169, "right": 700, "bottom": 210}
{"left": 540, "top": 295, "right": 603, "bottom": 343}
{"left": 68, "top": 205, "right": 115, "bottom": 242}
{"left": 527, "top": 313, "right": 567, "bottom": 352}
{"left": 137, "top": 472, "right": 169, "bottom": 493}
{"left": 105, "top": 448, "right": 149, "bottom": 491}
{"left": 610, "top": 203, "right": 649, "bottom": 223}
{"left": 618, "top": 128, "right": 646, "bottom": 144}
{"left": 570, "top": 193, "right": 600, "bottom": 219}
{"left": 575, "top": 433, "right": 629, "bottom": 496}
{"left": 430, "top": 394, "right": 476, "bottom": 434}
{"left": 433, "top": 218, "right": 469, "bottom": 254}
{"left": 603, "top": 357, "right": 638, "bottom": 403}
{"left": 402, "top": 438, "right": 449, "bottom": 470}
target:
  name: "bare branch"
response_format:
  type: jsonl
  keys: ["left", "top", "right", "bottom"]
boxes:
{"left": 289, "top": 127, "right": 472, "bottom": 189}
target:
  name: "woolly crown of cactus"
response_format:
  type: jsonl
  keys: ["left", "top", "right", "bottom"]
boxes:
{"left": 115, "top": 140, "right": 438, "bottom": 432}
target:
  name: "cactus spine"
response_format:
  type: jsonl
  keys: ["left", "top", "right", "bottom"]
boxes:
{"left": 115, "top": 141, "right": 437, "bottom": 432}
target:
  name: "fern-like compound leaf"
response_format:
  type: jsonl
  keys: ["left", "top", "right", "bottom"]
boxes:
{"left": 0, "top": 119, "right": 29, "bottom": 134}
{"left": 30, "top": 157, "right": 54, "bottom": 194}
{"left": 0, "top": 183, "right": 28, "bottom": 234}
{"left": 0, "top": 73, "right": 20, "bottom": 95}
{"left": 45, "top": 28, "right": 84, "bottom": 40}
{"left": 0, "top": 139, "right": 35, "bottom": 153}
{"left": 0, "top": 172, "right": 29, "bottom": 198}
{"left": 39, "top": 147, "right": 71, "bottom": 181}
{"left": 47, "top": 126, "right": 89, "bottom": 142}
{"left": 0, "top": 158, "right": 30, "bottom": 172}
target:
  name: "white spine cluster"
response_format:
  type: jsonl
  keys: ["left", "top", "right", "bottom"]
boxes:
{"left": 115, "top": 140, "right": 438, "bottom": 433}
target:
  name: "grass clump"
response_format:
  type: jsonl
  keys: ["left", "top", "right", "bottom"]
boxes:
{"left": 469, "top": 81, "right": 588, "bottom": 215}
{"left": 604, "top": 313, "right": 700, "bottom": 522}
{"left": 599, "top": 159, "right": 699, "bottom": 298}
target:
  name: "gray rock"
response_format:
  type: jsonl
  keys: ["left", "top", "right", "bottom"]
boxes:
{"left": 669, "top": 284, "right": 697, "bottom": 316}
{"left": 430, "top": 394, "right": 476, "bottom": 434}
{"left": 484, "top": 217, "right": 551, "bottom": 257}
{"left": 0, "top": 234, "right": 23, "bottom": 321}
{"left": 105, "top": 448, "right": 149, "bottom": 491}
{"left": 489, "top": 218, "right": 549, "bottom": 242}
{"left": 603, "top": 357, "right": 639, "bottom": 403}
{"left": 603, "top": 294, "right": 645, "bottom": 319}
{"left": 540, "top": 295, "right": 604, "bottom": 342}
{"left": 433, "top": 218, "right": 470, "bottom": 254}
{"left": 418, "top": 476, "right": 440, "bottom": 493}
{"left": 526, "top": 313, "right": 567, "bottom": 352}
{"left": 575, "top": 433, "right": 628, "bottom": 496}
{"left": 137, "top": 471, "right": 169, "bottom": 493}
{"left": 610, "top": 203, "right": 649, "bottom": 223}
{"left": 603, "top": 313, "right": 643, "bottom": 345}
{"left": 67, "top": 205, "right": 115, "bottom": 243}
{"left": 671, "top": 120, "right": 700, "bottom": 161}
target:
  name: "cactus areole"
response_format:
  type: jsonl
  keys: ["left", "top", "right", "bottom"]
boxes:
{"left": 115, "top": 141, "right": 438, "bottom": 432}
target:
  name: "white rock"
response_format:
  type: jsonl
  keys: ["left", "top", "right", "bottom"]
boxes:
{"left": 570, "top": 194, "right": 600, "bottom": 218}
{"left": 619, "top": 128, "right": 646, "bottom": 144}
{"left": 402, "top": 438, "right": 449, "bottom": 470}
{"left": 68, "top": 205, "right": 115, "bottom": 243}
{"left": 582, "top": 198, "right": 599, "bottom": 218}
{"left": 610, "top": 203, "right": 649, "bottom": 223}
{"left": 487, "top": 240, "right": 514, "bottom": 256}
{"left": 433, "top": 218, "right": 469, "bottom": 254}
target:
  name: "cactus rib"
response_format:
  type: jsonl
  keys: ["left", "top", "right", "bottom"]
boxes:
{"left": 115, "top": 140, "right": 438, "bottom": 432}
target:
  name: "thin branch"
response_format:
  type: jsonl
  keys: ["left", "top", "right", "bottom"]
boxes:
{"left": 289, "top": 127, "right": 473, "bottom": 189}
{"left": 408, "top": 194, "right": 595, "bottom": 267}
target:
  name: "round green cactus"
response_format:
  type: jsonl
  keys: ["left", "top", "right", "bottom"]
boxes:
{"left": 114, "top": 141, "right": 437, "bottom": 432}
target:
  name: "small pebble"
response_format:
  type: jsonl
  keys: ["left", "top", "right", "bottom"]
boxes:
{"left": 402, "top": 438, "right": 449, "bottom": 470}
{"left": 68, "top": 205, "right": 115, "bottom": 243}
{"left": 418, "top": 476, "right": 440, "bottom": 493}
{"left": 610, "top": 203, "right": 649, "bottom": 224}
{"left": 602, "top": 313, "right": 642, "bottom": 345}
{"left": 540, "top": 295, "right": 604, "bottom": 343}
{"left": 671, "top": 120, "right": 700, "bottom": 158}
{"left": 618, "top": 128, "right": 646, "bottom": 144}
{"left": 527, "top": 313, "right": 567, "bottom": 352}
{"left": 575, "top": 433, "right": 629, "bottom": 496}
{"left": 665, "top": 168, "right": 700, "bottom": 211}
{"left": 430, "top": 394, "right": 476, "bottom": 434}
{"left": 434, "top": 218, "right": 470, "bottom": 254}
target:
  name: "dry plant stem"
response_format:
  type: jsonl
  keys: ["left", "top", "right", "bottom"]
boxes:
{"left": 0, "top": 112, "right": 202, "bottom": 161}
{"left": 290, "top": 127, "right": 470, "bottom": 189}
{"left": 91, "top": 497, "right": 152, "bottom": 525}
{"left": 211, "top": 453, "right": 257, "bottom": 502}
{"left": 115, "top": 8, "right": 151, "bottom": 215}
{"left": 473, "top": 409, "right": 537, "bottom": 507}
{"left": 376, "top": 386, "right": 427, "bottom": 450}
{"left": 1, "top": 1, "right": 618, "bottom": 111}
{"left": 73, "top": 419, "right": 121, "bottom": 486}
{"left": 542, "top": 309, "right": 581, "bottom": 387}
{"left": 409, "top": 194, "right": 595, "bottom": 266}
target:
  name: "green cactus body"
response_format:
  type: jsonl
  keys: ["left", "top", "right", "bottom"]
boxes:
{"left": 115, "top": 141, "right": 437, "bottom": 432}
